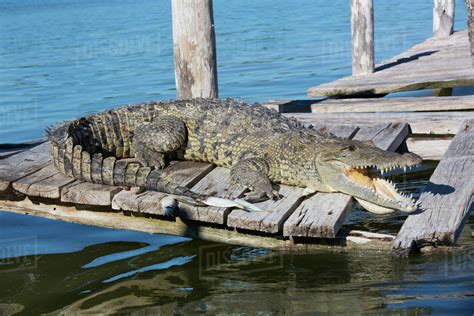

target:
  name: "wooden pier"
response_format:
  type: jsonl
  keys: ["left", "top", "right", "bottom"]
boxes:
{"left": 264, "top": 16, "right": 474, "bottom": 161}
{"left": 0, "top": 1, "right": 472, "bottom": 256}
{"left": 264, "top": 95, "right": 474, "bottom": 160}
{"left": 308, "top": 31, "right": 474, "bottom": 97}
{"left": 0, "top": 123, "right": 411, "bottom": 253}
{"left": 0, "top": 119, "right": 472, "bottom": 254}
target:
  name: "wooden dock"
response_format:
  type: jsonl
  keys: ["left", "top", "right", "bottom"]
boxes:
{"left": 264, "top": 95, "right": 474, "bottom": 160}
{"left": 264, "top": 19, "right": 474, "bottom": 160}
{"left": 308, "top": 30, "right": 474, "bottom": 97}
{"left": 0, "top": 123, "right": 410, "bottom": 253}
{"left": 0, "top": 1, "right": 472, "bottom": 256}
{"left": 0, "top": 120, "right": 471, "bottom": 254}
{"left": 297, "top": 5, "right": 473, "bottom": 161}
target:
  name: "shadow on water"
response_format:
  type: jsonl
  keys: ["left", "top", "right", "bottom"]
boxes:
{"left": 0, "top": 212, "right": 473, "bottom": 315}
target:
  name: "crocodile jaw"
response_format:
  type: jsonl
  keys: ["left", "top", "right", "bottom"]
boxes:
{"left": 317, "top": 159, "right": 420, "bottom": 214}
{"left": 342, "top": 165, "right": 418, "bottom": 214}
{"left": 355, "top": 198, "right": 399, "bottom": 215}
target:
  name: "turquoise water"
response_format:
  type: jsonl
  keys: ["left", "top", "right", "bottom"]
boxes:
{"left": 0, "top": 0, "right": 473, "bottom": 314}
{"left": 0, "top": 0, "right": 469, "bottom": 142}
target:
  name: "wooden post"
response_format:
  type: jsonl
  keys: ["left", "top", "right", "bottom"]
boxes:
{"left": 433, "top": 0, "right": 455, "bottom": 37}
{"left": 171, "top": 0, "right": 218, "bottom": 99}
{"left": 350, "top": 0, "right": 375, "bottom": 76}
{"left": 467, "top": 0, "right": 474, "bottom": 59}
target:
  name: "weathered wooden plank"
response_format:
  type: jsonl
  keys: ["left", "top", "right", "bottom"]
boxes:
{"left": 0, "top": 197, "right": 395, "bottom": 252}
{"left": 25, "top": 173, "right": 75, "bottom": 199}
{"left": 12, "top": 163, "right": 57, "bottom": 194}
{"left": 371, "top": 123, "right": 410, "bottom": 151}
{"left": 13, "top": 163, "right": 75, "bottom": 199}
{"left": 353, "top": 122, "right": 411, "bottom": 152}
{"left": 227, "top": 185, "right": 306, "bottom": 234}
{"left": 308, "top": 31, "right": 473, "bottom": 97}
{"left": 309, "top": 96, "right": 474, "bottom": 113}
{"left": 350, "top": 0, "right": 374, "bottom": 75}
{"left": 310, "top": 124, "right": 360, "bottom": 139}
{"left": 0, "top": 140, "right": 45, "bottom": 159}
{"left": 406, "top": 137, "right": 452, "bottom": 160}
{"left": 393, "top": 120, "right": 474, "bottom": 253}
{"left": 382, "top": 30, "right": 467, "bottom": 59}
{"left": 61, "top": 182, "right": 122, "bottom": 206}
{"left": 287, "top": 111, "right": 474, "bottom": 135}
{"left": 352, "top": 124, "right": 389, "bottom": 142}
{"left": 112, "top": 190, "right": 169, "bottom": 216}
{"left": 0, "top": 142, "right": 50, "bottom": 193}
{"left": 171, "top": 0, "right": 218, "bottom": 98}
{"left": 283, "top": 193, "right": 353, "bottom": 238}
{"left": 0, "top": 147, "right": 25, "bottom": 159}
{"left": 12, "top": 163, "right": 74, "bottom": 199}
{"left": 182, "top": 167, "right": 247, "bottom": 224}
{"left": 156, "top": 161, "right": 215, "bottom": 188}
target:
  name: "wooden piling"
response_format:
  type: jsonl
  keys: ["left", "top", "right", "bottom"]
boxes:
{"left": 171, "top": 0, "right": 218, "bottom": 99}
{"left": 350, "top": 0, "right": 374, "bottom": 76}
{"left": 468, "top": 0, "right": 474, "bottom": 59}
{"left": 433, "top": 0, "right": 455, "bottom": 37}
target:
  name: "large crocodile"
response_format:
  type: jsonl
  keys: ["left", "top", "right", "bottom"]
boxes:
{"left": 47, "top": 98, "right": 421, "bottom": 214}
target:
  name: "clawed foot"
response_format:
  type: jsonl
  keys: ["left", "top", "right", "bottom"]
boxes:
{"left": 136, "top": 152, "right": 166, "bottom": 170}
{"left": 130, "top": 186, "right": 145, "bottom": 194}
{"left": 243, "top": 188, "right": 281, "bottom": 203}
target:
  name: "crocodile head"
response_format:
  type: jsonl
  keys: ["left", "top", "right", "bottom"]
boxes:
{"left": 314, "top": 138, "right": 422, "bottom": 214}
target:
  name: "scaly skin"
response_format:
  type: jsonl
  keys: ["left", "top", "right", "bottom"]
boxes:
{"left": 47, "top": 98, "right": 422, "bottom": 213}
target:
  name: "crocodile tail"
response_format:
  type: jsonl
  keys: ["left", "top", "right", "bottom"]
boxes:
{"left": 47, "top": 122, "right": 255, "bottom": 211}
{"left": 46, "top": 122, "right": 72, "bottom": 176}
{"left": 46, "top": 111, "right": 208, "bottom": 206}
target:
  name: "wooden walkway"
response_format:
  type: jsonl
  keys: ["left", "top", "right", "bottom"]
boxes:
{"left": 0, "top": 120, "right": 471, "bottom": 254}
{"left": 308, "top": 31, "right": 474, "bottom": 97}
{"left": 264, "top": 96, "right": 474, "bottom": 160}
{"left": 0, "top": 123, "right": 410, "bottom": 252}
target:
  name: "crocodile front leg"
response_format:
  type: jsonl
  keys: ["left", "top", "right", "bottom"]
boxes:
{"left": 230, "top": 157, "right": 279, "bottom": 203}
{"left": 133, "top": 116, "right": 187, "bottom": 169}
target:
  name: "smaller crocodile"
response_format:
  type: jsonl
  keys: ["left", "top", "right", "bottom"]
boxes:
{"left": 47, "top": 98, "right": 422, "bottom": 214}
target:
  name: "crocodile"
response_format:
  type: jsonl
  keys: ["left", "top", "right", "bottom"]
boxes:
{"left": 46, "top": 98, "right": 422, "bottom": 214}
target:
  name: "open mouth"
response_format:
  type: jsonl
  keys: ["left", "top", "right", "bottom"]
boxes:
{"left": 343, "top": 164, "right": 418, "bottom": 214}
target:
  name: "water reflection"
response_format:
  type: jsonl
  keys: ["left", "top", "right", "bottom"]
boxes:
{"left": 0, "top": 214, "right": 472, "bottom": 315}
